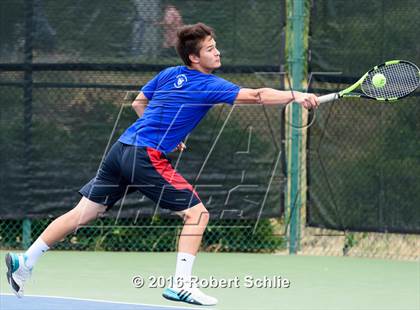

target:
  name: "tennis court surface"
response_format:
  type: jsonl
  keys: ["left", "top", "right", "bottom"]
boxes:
{"left": 1, "top": 251, "right": 418, "bottom": 310}
{"left": 0, "top": 294, "right": 199, "bottom": 310}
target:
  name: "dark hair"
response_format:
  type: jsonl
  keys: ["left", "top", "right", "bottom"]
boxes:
{"left": 176, "top": 23, "right": 215, "bottom": 66}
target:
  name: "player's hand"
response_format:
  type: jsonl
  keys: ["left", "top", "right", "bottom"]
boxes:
{"left": 293, "top": 92, "right": 319, "bottom": 109}
{"left": 173, "top": 142, "right": 186, "bottom": 152}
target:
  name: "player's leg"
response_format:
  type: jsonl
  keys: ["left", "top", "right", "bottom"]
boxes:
{"left": 119, "top": 145, "right": 218, "bottom": 305}
{"left": 5, "top": 197, "right": 106, "bottom": 298}
{"left": 40, "top": 197, "right": 106, "bottom": 246}
{"left": 133, "top": 147, "right": 216, "bottom": 305}
{"left": 6, "top": 141, "right": 128, "bottom": 298}
{"left": 175, "top": 202, "right": 209, "bottom": 278}
{"left": 162, "top": 203, "right": 218, "bottom": 306}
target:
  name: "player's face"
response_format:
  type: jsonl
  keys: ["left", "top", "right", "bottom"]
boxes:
{"left": 197, "top": 36, "right": 221, "bottom": 72}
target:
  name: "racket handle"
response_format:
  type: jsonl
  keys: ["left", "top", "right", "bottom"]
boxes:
{"left": 318, "top": 93, "right": 339, "bottom": 104}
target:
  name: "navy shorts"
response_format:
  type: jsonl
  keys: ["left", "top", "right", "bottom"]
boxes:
{"left": 79, "top": 142, "right": 201, "bottom": 211}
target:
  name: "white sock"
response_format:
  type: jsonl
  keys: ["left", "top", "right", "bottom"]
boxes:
{"left": 24, "top": 237, "right": 50, "bottom": 269}
{"left": 174, "top": 252, "right": 195, "bottom": 286}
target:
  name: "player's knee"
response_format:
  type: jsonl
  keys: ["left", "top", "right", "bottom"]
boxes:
{"left": 74, "top": 210, "right": 95, "bottom": 226}
{"left": 185, "top": 203, "right": 210, "bottom": 225}
{"left": 71, "top": 197, "right": 106, "bottom": 226}
{"left": 198, "top": 206, "right": 210, "bottom": 224}
{"left": 199, "top": 210, "right": 210, "bottom": 225}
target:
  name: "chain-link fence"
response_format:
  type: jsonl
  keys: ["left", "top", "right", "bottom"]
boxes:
{"left": 1, "top": 0, "right": 287, "bottom": 255}
{"left": 0, "top": 0, "right": 285, "bottom": 66}
{"left": 1, "top": 0, "right": 419, "bottom": 260}
{"left": 0, "top": 218, "right": 286, "bottom": 253}
{"left": 0, "top": 65, "right": 287, "bottom": 253}
{"left": 302, "top": 0, "right": 420, "bottom": 260}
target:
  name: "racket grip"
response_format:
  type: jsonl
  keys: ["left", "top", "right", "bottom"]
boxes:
{"left": 318, "top": 93, "right": 339, "bottom": 104}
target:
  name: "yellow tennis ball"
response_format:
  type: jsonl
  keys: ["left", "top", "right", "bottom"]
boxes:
{"left": 372, "top": 73, "right": 386, "bottom": 88}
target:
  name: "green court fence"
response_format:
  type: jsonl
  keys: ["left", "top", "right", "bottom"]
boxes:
{"left": 1, "top": 0, "right": 419, "bottom": 260}
{"left": 304, "top": 0, "right": 420, "bottom": 259}
{"left": 1, "top": 0, "right": 288, "bottom": 254}
{"left": 0, "top": 67, "right": 287, "bottom": 253}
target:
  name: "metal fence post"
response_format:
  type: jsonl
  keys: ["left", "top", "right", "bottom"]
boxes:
{"left": 23, "top": 0, "right": 34, "bottom": 250}
{"left": 286, "top": 0, "right": 306, "bottom": 254}
{"left": 22, "top": 219, "right": 32, "bottom": 249}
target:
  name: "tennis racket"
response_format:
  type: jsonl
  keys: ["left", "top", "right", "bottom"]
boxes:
{"left": 318, "top": 60, "right": 420, "bottom": 104}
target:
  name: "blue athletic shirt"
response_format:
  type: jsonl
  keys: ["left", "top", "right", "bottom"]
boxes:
{"left": 118, "top": 66, "right": 241, "bottom": 153}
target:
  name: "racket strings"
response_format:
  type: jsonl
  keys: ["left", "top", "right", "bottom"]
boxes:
{"left": 361, "top": 62, "right": 420, "bottom": 99}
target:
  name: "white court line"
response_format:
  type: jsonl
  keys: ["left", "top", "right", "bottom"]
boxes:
{"left": 0, "top": 293, "right": 209, "bottom": 309}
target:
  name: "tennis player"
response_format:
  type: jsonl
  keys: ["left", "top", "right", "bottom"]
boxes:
{"left": 6, "top": 23, "right": 318, "bottom": 306}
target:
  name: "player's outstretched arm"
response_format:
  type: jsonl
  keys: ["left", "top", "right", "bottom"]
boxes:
{"left": 132, "top": 92, "right": 149, "bottom": 118}
{"left": 235, "top": 88, "right": 319, "bottom": 109}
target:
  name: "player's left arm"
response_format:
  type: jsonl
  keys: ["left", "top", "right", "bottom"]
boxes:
{"left": 235, "top": 88, "right": 319, "bottom": 109}
{"left": 132, "top": 92, "right": 149, "bottom": 118}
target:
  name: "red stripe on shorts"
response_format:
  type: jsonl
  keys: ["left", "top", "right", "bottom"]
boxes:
{"left": 146, "top": 147, "right": 199, "bottom": 197}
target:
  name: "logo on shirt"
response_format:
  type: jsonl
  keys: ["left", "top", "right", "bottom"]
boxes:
{"left": 174, "top": 74, "right": 188, "bottom": 88}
